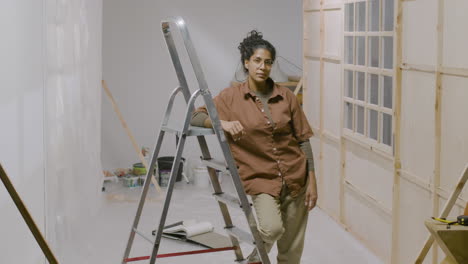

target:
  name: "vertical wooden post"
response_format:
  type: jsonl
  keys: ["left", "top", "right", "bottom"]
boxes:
{"left": 431, "top": 0, "right": 445, "bottom": 262}
{"left": 391, "top": 0, "right": 403, "bottom": 262}
{"left": 0, "top": 163, "right": 59, "bottom": 264}
{"left": 339, "top": 0, "right": 346, "bottom": 224}
{"left": 318, "top": 0, "right": 325, "bottom": 207}
{"left": 464, "top": 202, "right": 468, "bottom": 216}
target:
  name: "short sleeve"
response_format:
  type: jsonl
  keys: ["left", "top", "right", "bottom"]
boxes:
{"left": 289, "top": 90, "right": 313, "bottom": 141}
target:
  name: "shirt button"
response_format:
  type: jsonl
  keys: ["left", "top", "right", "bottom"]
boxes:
{"left": 261, "top": 109, "right": 265, "bottom": 112}
{"left": 273, "top": 148, "right": 277, "bottom": 151}
{"left": 278, "top": 172, "right": 282, "bottom": 176}
{"left": 277, "top": 160, "right": 280, "bottom": 164}
{"left": 267, "top": 121, "right": 271, "bottom": 125}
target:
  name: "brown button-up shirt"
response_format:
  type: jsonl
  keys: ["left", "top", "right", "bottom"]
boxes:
{"left": 194, "top": 80, "right": 313, "bottom": 198}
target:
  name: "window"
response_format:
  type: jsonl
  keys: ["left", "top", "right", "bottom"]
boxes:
{"left": 343, "top": 0, "right": 395, "bottom": 152}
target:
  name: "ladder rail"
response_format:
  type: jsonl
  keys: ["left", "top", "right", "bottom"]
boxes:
{"left": 162, "top": 17, "right": 210, "bottom": 94}
{"left": 122, "top": 128, "right": 166, "bottom": 263}
{"left": 161, "top": 19, "right": 191, "bottom": 102}
{"left": 149, "top": 88, "right": 202, "bottom": 264}
{"left": 162, "top": 86, "right": 183, "bottom": 125}
{"left": 197, "top": 136, "right": 244, "bottom": 260}
{"left": 123, "top": 83, "right": 187, "bottom": 263}
{"left": 200, "top": 92, "right": 270, "bottom": 263}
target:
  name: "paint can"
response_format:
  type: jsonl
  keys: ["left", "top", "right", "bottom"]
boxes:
{"left": 159, "top": 169, "right": 171, "bottom": 187}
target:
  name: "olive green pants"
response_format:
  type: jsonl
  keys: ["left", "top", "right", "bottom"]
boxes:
{"left": 251, "top": 184, "right": 309, "bottom": 264}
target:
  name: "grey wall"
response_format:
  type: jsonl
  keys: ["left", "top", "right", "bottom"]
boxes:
{"left": 102, "top": 0, "right": 302, "bottom": 173}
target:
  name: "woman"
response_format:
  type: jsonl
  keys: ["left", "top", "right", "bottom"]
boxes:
{"left": 191, "top": 30, "right": 317, "bottom": 264}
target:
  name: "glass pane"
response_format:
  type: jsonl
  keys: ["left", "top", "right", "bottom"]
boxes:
{"left": 368, "top": 74, "right": 379, "bottom": 105}
{"left": 383, "top": 0, "right": 394, "bottom": 31}
{"left": 383, "top": 76, "right": 393, "bottom": 108}
{"left": 356, "top": 72, "right": 365, "bottom": 101}
{"left": 368, "top": 36, "right": 379, "bottom": 67}
{"left": 382, "top": 113, "right": 392, "bottom": 146}
{"left": 345, "top": 36, "right": 354, "bottom": 64}
{"left": 368, "top": 109, "right": 378, "bottom": 140}
{"left": 357, "top": 36, "right": 365, "bottom": 66}
{"left": 345, "top": 102, "right": 353, "bottom": 130}
{"left": 345, "top": 3, "right": 354, "bottom": 32}
{"left": 369, "top": 0, "right": 380, "bottom": 32}
{"left": 345, "top": 70, "right": 354, "bottom": 98}
{"left": 356, "top": 1, "right": 366, "bottom": 32}
{"left": 383, "top": 37, "right": 393, "bottom": 69}
{"left": 356, "top": 105, "right": 364, "bottom": 135}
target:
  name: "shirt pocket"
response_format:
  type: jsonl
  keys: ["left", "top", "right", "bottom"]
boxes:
{"left": 272, "top": 109, "right": 292, "bottom": 136}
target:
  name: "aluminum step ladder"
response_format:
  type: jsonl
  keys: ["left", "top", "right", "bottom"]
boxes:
{"left": 121, "top": 17, "right": 270, "bottom": 264}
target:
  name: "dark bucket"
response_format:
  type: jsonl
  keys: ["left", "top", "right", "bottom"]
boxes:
{"left": 157, "top": 156, "right": 185, "bottom": 182}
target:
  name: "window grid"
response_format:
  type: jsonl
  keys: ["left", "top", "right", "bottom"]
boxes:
{"left": 343, "top": 0, "right": 394, "bottom": 151}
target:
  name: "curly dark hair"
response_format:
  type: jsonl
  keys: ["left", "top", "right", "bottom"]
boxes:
{"left": 238, "top": 30, "right": 276, "bottom": 73}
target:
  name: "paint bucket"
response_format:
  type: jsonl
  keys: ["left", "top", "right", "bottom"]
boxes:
{"left": 157, "top": 156, "right": 185, "bottom": 182}
{"left": 132, "top": 163, "right": 146, "bottom": 175}
{"left": 123, "top": 174, "right": 141, "bottom": 188}
{"left": 159, "top": 169, "right": 171, "bottom": 187}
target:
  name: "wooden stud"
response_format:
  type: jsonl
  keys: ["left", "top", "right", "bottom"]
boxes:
{"left": 399, "top": 170, "right": 468, "bottom": 208}
{"left": 400, "top": 64, "right": 468, "bottom": 78}
{"left": 102, "top": 80, "right": 162, "bottom": 193}
{"left": 318, "top": 0, "right": 325, "bottom": 207}
{"left": 344, "top": 179, "right": 392, "bottom": 216}
{"left": 304, "top": 3, "right": 342, "bottom": 12}
{"left": 293, "top": 77, "right": 303, "bottom": 96}
{"left": 391, "top": 0, "right": 403, "bottom": 262}
{"left": 441, "top": 66, "right": 468, "bottom": 78}
{"left": 0, "top": 164, "right": 59, "bottom": 264}
{"left": 305, "top": 54, "right": 342, "bottom": 63}
{"left": 464, "top": 202, "right": 468, "bottom": 215}
{"left": 431, "top": 0, "right": 445, "bottom": 262}
{"left": 339, "top": 0, "right": 347, "bottom": 225}
{"left": 400, "top": 63, "right": 436, "bottom": 74}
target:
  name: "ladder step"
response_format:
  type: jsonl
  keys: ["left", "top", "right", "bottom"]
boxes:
{"left": 213, "top": 192, "right": 243, "bottom": 208}
{"left": 161, "top": 125, "right": 215, "bottom": 136}
{"left": 236, "top": 260, "right": 262, "bottom": 264}
{"left": 132, "top": 228, "right": 154, "bottom": 244}
{"left": 201, "top": 158, "right": 229, "bottom": 173}
{"left": 225, "top": 227, "right": 255, "bottom": 245}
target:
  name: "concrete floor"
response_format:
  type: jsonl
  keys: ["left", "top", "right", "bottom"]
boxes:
{"left": 80, "top": 178, "right": 383, "bottom": 264}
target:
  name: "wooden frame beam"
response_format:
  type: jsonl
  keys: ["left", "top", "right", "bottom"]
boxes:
{"left": 318, "top": 0, "right": 325, "bottom": 209}
{"left": 391, "top": 0, "right": 403, "bottom": 262}
{"left": 0, "top": 164, "right": 59, "bottom": 264}
{"left": 400, "top": 63, "right": 468, "bottom": 78}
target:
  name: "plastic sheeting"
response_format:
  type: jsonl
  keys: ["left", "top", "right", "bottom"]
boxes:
{"left": 44, "top": 0, "right": 103, "bottom": 263}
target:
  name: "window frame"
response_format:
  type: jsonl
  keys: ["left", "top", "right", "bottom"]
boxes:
{"left": 342, "top": 0, "right": 396, "bottom": 156}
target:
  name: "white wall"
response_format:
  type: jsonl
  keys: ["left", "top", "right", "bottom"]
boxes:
{"left": 0, "top": 1, "right": 103, "bottom": 263}
{"left": 44, "top": 1, "right": 103, "bottom": 263}
{"left": 101, "top": 0, "right": 303, "bottom": 172}
{"left": 0, "top": 1, "right": 46, "bottom": 263}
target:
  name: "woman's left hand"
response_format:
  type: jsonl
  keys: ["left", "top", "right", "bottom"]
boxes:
{"left": 305, "top": 171, "right": 318, "bottom": 211}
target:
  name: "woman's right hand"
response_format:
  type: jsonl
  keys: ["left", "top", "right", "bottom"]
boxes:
{"left": 220, "top": 120, "right": 245, "bottom": 141}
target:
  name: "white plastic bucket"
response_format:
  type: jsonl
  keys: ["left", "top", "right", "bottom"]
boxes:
{"left": 193, "top": 166, "right": 210, "bottom": 188}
